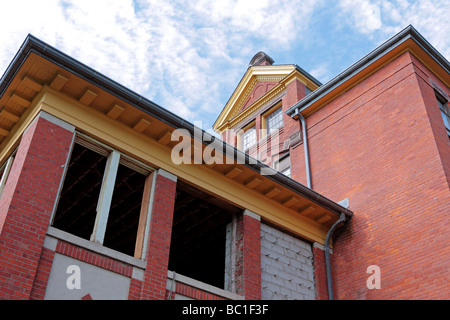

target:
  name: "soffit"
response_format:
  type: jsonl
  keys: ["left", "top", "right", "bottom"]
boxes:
{"left": 0, "top": 49, "right": 349, "bottom": 241}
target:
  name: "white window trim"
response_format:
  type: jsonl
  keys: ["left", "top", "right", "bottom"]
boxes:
{"left": 91, "top": 150, "right": 120, "bottom": 244}
{"left": 0, "top": 155, "right": 15, "bottom": 197}
{"left": 265, "top": 107, "right": 283, "bottom": 132}
{"left": 242, "top": 126, "right": 257, "bottom": 151}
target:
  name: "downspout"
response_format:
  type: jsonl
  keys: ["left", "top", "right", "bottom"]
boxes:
{"left": 297, "top": 110, "right": 312, "bottom": 189}
{"left": 324, "top": 213, "right": 346, "bottom": 300}
{"left": 294, "top": 107, "right": 347, "bottom": 300}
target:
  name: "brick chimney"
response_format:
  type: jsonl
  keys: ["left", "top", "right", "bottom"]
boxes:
{"left": 249, "top": 51, "right": 274, "bottom": 66}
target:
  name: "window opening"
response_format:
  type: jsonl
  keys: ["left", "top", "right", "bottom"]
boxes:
{"left": 305, "top": 85, "right": 312, "bottom": 96}
{"left": 168, "top": 180, "right": 240, "bottom": 289}
{"left": 437, "top": 95, "right": 450, "bottom": 138}
{"left": 266, "top": 107, "right": 283, "bottom": 133}
{"left": 276, "top": 153, "right": 291, "bottom": 177}
{"left": 242, "top": 126, "right": 256, "bottom": 152}
{"left": 0, "top": 152, "right": 16, "bottom": 198}
{"left": 103, "top": 163, "right": 147, "bottom": 256}
{"left": 52, "top": 134, "right": 153, "bottom": 258}
{"left": 52, "top": 143, "right": 107, "bottom": 241}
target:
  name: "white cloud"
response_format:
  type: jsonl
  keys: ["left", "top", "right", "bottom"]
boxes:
{"left": 338, "top": 0, "right": 382, "bottom": 35}
{"left": 380, "top": 0, "right": 450, "bottom": 59}
{"left": 1, "top": 0, "right": 324, "bottom": 128}
{"left": 336, "top": 0, "right": 450, "bottom": 59}
{"left": 309, "top": 64, "right": 333, "bottom": 83}
{"left": 1, "top": 0, "right": 448, "bottom": 130}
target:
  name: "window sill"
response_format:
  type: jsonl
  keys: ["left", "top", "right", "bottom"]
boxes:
{"left": 167, "top": 270, "right": 245, "bottom": 300}
{"left": 46, "top": 226, "right": 147, "bottom": 270}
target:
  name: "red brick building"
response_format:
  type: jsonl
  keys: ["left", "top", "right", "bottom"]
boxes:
{"left": 215, "top": 25, "right": 449, "bottom": 300}
{"left": 0, "top": 25, "right": 448, "bottom": 300}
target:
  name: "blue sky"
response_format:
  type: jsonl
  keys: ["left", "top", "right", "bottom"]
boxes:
{"left": 1, "top": 0, "right": 449, "bottom": 132}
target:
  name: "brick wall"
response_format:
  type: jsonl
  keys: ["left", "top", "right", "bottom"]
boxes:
{"left": 312, "top": 245, "right": 335, "bottom": 300}
{"left": 140, "top": 171, "right": 177, "bottom": 300}
{"left": 0, "top": 114, "right": 74, "bottom": 299}
{"left": 241, "top": 212, "right": 261, "bottom": 300}
{"left": 291, "top": 51, "right": 450, "bottom": 299}
{"left": 166, "top": 282, "right": 229, "bottom": 300}
{"left": 30, "top": 248, "right": 55, "bottom": 300}
{"left": 226, "top": 211, "right": 261, "bottom": 300}
{"left": 410, "top": 53, "right": 450, "bottom": 186}
{"left": 260, "top": 223, "right": 315, "bottom": 300}
{"left": 31, "top": 237, "right": 141, "bottom": 300}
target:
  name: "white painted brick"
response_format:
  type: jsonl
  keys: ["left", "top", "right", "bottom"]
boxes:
{"left": 261, "top": 288, "right": 274, "bottom": 300}
{"left": 272, "top": 292, "right": 288, "bottom": 300}
{"left": 261, "top": 232, "right": 277, "bottom": 243}
{"left": 282, "top": 232, "right": 294, "bottom": 242}
{"left": 276, "top": 238, "right": 290, "bottom": 249}
{"left": 288, "top": 242, "right": 304, "bottom": 254}
{"left": 270, "top": 242, "right": 286, "bottom": 255}
{"left": 260, "top": 223, "right": 316, "bottom": 300}
{"left": 266, "top": 280, "right": 282, "bottom": 293}
{"left": 293, "top": 252, "right": 307, "bottom": 264}
{"left": 301, "top": 264, "right": 314, "bottom": 275}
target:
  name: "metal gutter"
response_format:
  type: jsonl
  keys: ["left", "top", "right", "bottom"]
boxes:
{"left": 293, "top": 64, "right": 322, "bottom": 87}
{"left": 285, "top": 25, "right": 450, "bottom": 118}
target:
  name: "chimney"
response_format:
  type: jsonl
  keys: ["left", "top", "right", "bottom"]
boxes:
{"left": 249, "top": 51, "right": 274, "bottom": 66}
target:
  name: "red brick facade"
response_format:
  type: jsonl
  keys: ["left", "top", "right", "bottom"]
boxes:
{"left": 293, "top": 51, "right": 449, "bottom": 299}
{"left": 234, "top": 212, "right": 261, "bottom": 300}
{"left": 0, "top": 113, "right": 266, "bottom": 300}
{"left": 140, "top": 173, "right": 177, "bottom": 300}
{"left": 30, "top": 248, "right": 55, "bottom": 300}
{"left": 0, "top": 115, "right": 74, "bottom": 299}
{"left": 312, "top": 246, "right": 330, "bottom": 300}
{"left": 165, "top": 282, "right": 229, "bottom": 300}
{"left": 1, "top": 30, "right": 448, "bottom": 301}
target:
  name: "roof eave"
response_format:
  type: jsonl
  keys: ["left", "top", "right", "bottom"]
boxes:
{"left": 286, "top": 25, "right": 450, "bottom": 118}
{"left": 0, "top": 34, "right": 353, "bottom": 220}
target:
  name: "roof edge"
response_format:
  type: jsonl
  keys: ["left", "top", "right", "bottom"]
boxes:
{"left": 0, "top": 34, "right": 352, "bottom": 219}
{"left": 286, "top": 25, "right": 450, "bottom": 117}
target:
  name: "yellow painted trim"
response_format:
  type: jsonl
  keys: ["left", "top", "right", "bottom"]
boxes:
{"left": 0, "top": 90, "right": 45, "bottom": 165}
{"left": 215, "top": 68, "right": 321, "bottom": 133}
{"left": 37, "top": 87, "right": 329, "bottom": 244}
{"left": 214, "top": 65, "right": 297, "bottom": 132}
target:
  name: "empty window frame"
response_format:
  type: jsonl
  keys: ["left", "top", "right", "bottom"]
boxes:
{"left": 437, "top": 95, "right": 450, "bottom": 137}
{"left": 168, "top": 180, "right": 238, "bottom": 289}
{"left": 52, "top": 134, "right": 154, "bottom": 258}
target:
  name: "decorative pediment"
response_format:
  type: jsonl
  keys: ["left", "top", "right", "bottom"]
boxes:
{"left": 213, "top": 65, "right": 297, "bottom": 133}
{"left": 240, "top": 80, "right": 279, "bottom": 112}
{"left": 213, "top": 63, "right": 322, "bottom": 133}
